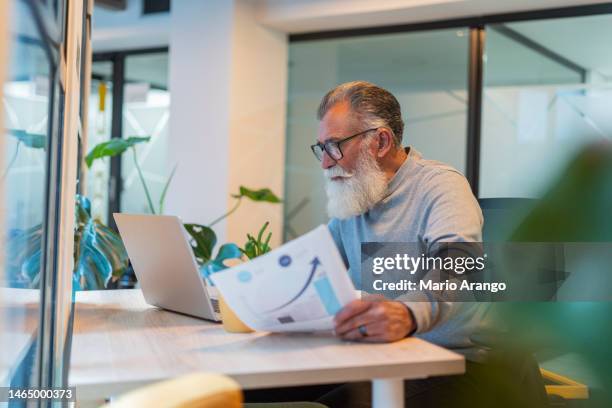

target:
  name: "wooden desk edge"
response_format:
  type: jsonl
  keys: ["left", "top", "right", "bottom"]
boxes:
{"left": 71, "top": 289, "right": 466, "bottom": 401}
{"left": 72, "top": 355, "right": 465, "bottom": 400}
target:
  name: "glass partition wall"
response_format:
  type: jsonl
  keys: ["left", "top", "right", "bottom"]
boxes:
{"left": 87, "top": 49, "right": 170, "bottom": 227}
{"left": 1, "top": 0, "right": 50, "bottom": 390}
{"left": 480, "top": 15, "right": 612, "bottom": 198}
{"left": 285, "top": 29, "right": 470, "bottom": 239}
{"left": 88, "top": 61, "right": 114, "bottom": 224}
{"left": 121, "top": 52, "right": 171, "bottom": 215}
{"left": 285, "top": 7, "right": 612, "bottom": 238}
{"left": 1, "top": 0, "right": 88, "bottom": 396}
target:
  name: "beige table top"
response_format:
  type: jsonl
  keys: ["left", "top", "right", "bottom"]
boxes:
{"left": 69, "top": 289, "right": 464, "bottom": 400}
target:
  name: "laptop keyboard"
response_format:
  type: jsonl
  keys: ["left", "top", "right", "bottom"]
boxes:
{"left": 210, "top": 298, "right": 220, "bottom": 313}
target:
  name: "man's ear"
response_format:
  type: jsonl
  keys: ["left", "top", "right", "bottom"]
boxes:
{"left": 376, "top": 129, "right": 394, "bottom": 158}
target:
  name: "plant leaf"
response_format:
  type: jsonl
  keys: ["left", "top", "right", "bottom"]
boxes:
{"left": 235, "top": 186, "right": 281, "bottom": 203}
{"left": 241, "top": 240, "right": 257, "bottom": 260}
{"left": 214, "top": 243, "right": 242, "bottom": 264}
{"left": 73, "top": 196, "right": 129, "bottom": 290}
{"left": 256, "top": 221, "right": 269, "bottom": 244}
{"left": 184, "top": 223, "right": 216, "bottom": 264}
{"left": 264, "top": 232, "right": 272, "bottom": 247}
{"left": 85, "top": 136, "right": 151, "bottom": 168}
{"left": 9, "top": 129, "right": 46, "bottom": 149}
{"left": 240, "top": 222, "right": 274, "bottom": 260}
{"left": 200, "top": 243, "right": 242, "bottom": 282}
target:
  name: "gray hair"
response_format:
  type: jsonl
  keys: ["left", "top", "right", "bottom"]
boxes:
{"left": 317, "top": 81, "right": 404, "bottom": 147}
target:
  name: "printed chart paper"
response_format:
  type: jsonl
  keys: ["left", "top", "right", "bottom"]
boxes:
{"left": 210, "top": 225, "right": 357, "bottom": 332}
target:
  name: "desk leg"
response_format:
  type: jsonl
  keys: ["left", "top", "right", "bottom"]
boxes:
{"left": 372, "top": 378, "right": 404, "bottom": 408}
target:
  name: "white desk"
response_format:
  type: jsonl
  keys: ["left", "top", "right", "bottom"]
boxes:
{"left": 70, "top": 289, "right": 464, "bottom": 407}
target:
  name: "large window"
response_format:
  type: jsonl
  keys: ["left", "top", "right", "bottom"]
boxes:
{"left": 3, "top": 3, "right": 50, "bottom": 236}
{"left": 285, "top": 6, "right": 612, "bottom": 237}
{"left": 1, "top": 0, "right": 87, "bottom": 393}
{"left": 121, "top": 52, "right": 170, "bottom": 215}
{"left": 479, "top": 15, "right": 612, "bottom": 198}
{"left": 1, "top": 0, "right": 49, "bottom": 387}
{"left": 88, "top": 61, "right": 113, "bottom": 223}
{"left": 87, "top": 49, "right": 170, "bottom": 225}
{"left": 285, "top": 29, "right": 470, "bottom": 239}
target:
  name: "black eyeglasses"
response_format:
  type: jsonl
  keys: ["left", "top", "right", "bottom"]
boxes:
{"left": 311, "top": 128, "right": 378, "bottom": 162}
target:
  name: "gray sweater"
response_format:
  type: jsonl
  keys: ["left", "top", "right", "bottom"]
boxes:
{"left": 329, "top": 147, "right": 489, "bottom": 358}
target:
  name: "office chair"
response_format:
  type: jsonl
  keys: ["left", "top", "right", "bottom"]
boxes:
{"left": 478, "top": 197, "right": 565, "bottom": 301}
{"left": 477, "top": 198, "right": 589, "bottom": 405}
{"left": 102, "top": 373, "right": 242, "bottom": 408}
{"left": 478, "top": 197, "right": 535, "bottom": 242}
{"left": 102, "top": 372, "right": 329, "bottom": 408}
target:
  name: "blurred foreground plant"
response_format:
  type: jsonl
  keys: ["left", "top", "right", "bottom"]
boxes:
{"left": 495, "top": 142, "right": 612, "bottom": 407}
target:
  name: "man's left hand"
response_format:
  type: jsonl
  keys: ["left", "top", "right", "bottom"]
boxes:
{"left": 334, "top": 299, "right": 415, "bottom": 343}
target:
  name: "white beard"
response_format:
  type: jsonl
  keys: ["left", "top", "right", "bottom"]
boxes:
{"left": 324, "top": 143, "right": 388, "bottom": 219}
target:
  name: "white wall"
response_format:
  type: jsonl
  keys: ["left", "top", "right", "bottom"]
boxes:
{"left": 165, "top": 0, "right": 233, "bottom": 242}
{"left": 165, "top": 0, "right": 288, "bottom": 247}
{"left": 227, "top": 0, "right": 288, "bottom": 247}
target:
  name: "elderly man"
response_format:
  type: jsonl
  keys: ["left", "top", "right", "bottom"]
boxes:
{"left": 316, "top": 81, "right": 483, "bottom": 347}
{"left": 246, "top": 81, "right": 547, "bottom": 408}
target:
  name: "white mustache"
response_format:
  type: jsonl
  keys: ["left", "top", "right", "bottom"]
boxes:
{"left": 324, "top": 166, "right": 355, "bottom": 179}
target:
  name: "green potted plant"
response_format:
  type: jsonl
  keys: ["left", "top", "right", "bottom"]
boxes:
{"left": 85, "top": 136, "right": 282, "bottom": 291}
{"left": 6, "top": 131, "right": 282, "bottom": 292}
{"left": 217, "top": 221, "right": 274, "bottom": 333}
{"left": 186, "top": 187, "right": 280, "bottom": 277}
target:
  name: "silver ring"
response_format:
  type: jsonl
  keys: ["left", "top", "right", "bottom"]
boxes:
{"left": 358, "top": 324, "right": 368, "bottom": 337}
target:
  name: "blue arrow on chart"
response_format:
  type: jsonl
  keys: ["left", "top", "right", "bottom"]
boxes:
{"left": 266, "top": 257, "right": 320, "bottom": 312}
{"left": 312, "top": 262, "right": 342, "bottom": 315}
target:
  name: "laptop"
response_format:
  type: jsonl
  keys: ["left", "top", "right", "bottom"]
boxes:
{"left": 113, "top": 213, "right": 221, "bottom": 322}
